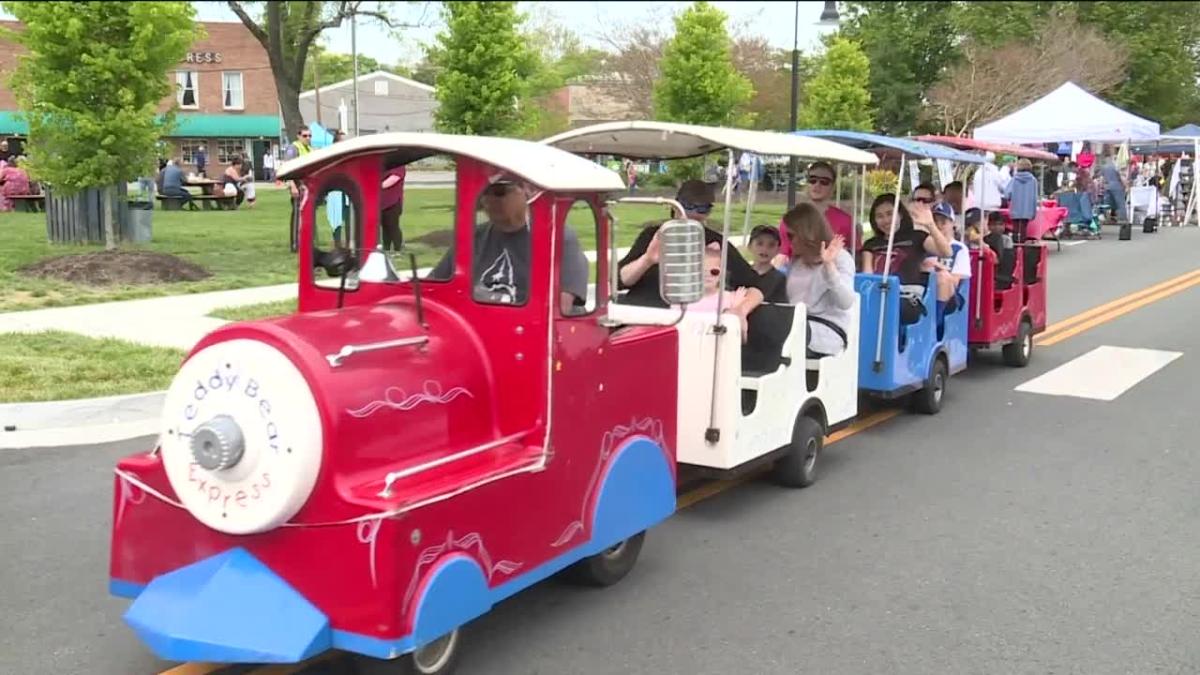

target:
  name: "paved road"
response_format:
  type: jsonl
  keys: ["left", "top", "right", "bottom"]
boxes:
{"left": 3, "top": 228, "right": 1200, "bottom": 675}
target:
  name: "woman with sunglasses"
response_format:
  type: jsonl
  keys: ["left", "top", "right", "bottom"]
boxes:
{"left": 775, "top": 161, "right": 856, "bottom": 262}
{"left": 860, "top": 193, "right": 952, "bottom": 324}
{"left": 618, "top": 179, "right": 785, "bottom": 339}
{"left": 779, "top": 203, "right": 856, "bottom": 357}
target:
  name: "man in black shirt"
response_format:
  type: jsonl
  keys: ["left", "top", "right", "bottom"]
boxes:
{"left": 617, "top": 180, "right": 785, "bottom": 338}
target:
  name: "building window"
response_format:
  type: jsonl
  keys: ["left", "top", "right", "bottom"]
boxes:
{"left": 178, "top": 139, "right": 204, "bottom": 165}
{"left": 216, "top": 138, "right": 246, "bottom": 165}
{"left": 374, "top": 79, "right": 389, "bottom": 96}
{"left": 176, "top": 71, "right": 198, "bottom": 109}
{"left": 222, "top": 72, "right": 244, "bottom": 110}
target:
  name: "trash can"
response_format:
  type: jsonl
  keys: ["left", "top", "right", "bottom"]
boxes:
{"left": 125, "top": 200, "right": 153, "bottom": 243}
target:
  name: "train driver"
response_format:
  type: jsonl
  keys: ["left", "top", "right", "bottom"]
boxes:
{"left": 430, "top": 175, "right": 590, "bottom": 314}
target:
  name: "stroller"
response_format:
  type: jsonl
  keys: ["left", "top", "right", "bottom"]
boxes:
{"left": 1056, "top": 190, "right": 1102, "bottom": 239}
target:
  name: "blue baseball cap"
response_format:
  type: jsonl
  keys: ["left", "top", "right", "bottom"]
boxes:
{"left": 932, "top": 201, "right": 956, "bottom": 222}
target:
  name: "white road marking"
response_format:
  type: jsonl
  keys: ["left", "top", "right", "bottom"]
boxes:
{"left": 1062, "top": 240, "right": 1089, "bottom": 247}
{"left": 1015, "top": 346, "right": 1182, "bottom": 401}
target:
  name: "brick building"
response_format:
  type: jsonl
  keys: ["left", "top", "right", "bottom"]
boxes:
{"left": 0, "top": 20, "right": 281, "bottom": 178}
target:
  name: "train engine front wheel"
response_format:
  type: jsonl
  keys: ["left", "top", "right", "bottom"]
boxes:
{"left": 564, "top": 532, "right": 647, "bottom": 587}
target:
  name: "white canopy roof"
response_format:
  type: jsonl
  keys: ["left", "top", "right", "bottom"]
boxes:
{"left": 277, "top": 132, "right": 626, "bottom": 192}
{"left": 974, "top": 81, "right": 1159, "bottom": 144}
{"left": 542, "top": 121, "right": 879, "bottom": 165}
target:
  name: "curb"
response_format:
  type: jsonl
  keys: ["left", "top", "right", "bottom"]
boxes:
{"left": 0, "top": 390, "right": 163, "bottom": 450}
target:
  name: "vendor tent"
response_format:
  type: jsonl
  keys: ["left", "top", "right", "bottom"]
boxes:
{"left": 1131, "top": 124, "right": 1200, "bottom": 155}
{"left": 974, "top": 81, "right": 1159, "bottom": 144}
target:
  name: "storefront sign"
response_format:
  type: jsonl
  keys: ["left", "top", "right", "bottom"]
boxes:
{"left": 184, "top": 51, "right": 223, "bottom": 64}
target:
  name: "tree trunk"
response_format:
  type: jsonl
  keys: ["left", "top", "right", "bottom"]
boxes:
{"left": 277, "top": 72, "right": 305, "bottom": 140}
{"left": 102, "top": 185, "right": 117, "bottom": 251}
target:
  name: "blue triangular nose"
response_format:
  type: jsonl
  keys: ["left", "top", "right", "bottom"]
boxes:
{"left": 124, "top": 547, "right": 331, "bottom": 663}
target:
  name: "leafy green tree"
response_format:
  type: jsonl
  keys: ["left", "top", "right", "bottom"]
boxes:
{"left": 430, "top": 1, "right": 537, "bottom": 136}
{"left": 2, "top": 1, "right": 198, "bottom": 249}
{"left": 799, "top": 37, "right": 873, "bottom": 131}
{"left": 302, "top": 45, "right": 410, "bottom": 91}
{"left": 838, "top": 1, "right": 960, "bottom": 134}
{"left": 653, "top": 1, "right": 753, "bottom": 127}
{"left": 1072, "top": 1, "right": 1200, "bottom": 128}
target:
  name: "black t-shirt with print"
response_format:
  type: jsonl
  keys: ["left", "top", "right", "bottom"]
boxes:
{"left": 863, "top": 230, "right": 929, "bottom": 286}
{"left": 618, "top": 223, "right": 786, "bottom": 307}
{"left": 430, "top": 223, "right": 588, "bottom": 306}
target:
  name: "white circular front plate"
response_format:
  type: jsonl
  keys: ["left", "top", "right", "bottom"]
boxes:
{"left": 160, "top": 339, "right": 324, "bottom": 535}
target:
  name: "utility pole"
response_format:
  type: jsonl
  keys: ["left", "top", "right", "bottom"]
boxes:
{"left": 787, "top": 1, "right": 800, "bottom": 209}
{"left": 313, "top": 50, "right": 323, "bottom": 127}
{"left": 351, "top": 14, "right": 360, "bottom": 137}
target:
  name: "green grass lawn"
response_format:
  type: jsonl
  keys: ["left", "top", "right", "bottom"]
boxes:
{"left": 0, "top": 331, "right": 184, "bottom": 403}
{"left": 2, "top": 186, "right": 793, "bottom": 313}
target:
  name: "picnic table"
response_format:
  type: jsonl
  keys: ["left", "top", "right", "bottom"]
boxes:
{"left": 157, "top": 176, "right": 237, "bottom": 211}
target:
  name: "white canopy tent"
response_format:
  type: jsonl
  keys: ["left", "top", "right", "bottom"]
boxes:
{"left": 974, "top": 81, "right": 1160, "bottom": 144}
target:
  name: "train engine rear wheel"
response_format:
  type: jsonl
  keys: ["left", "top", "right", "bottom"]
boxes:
{"left": 396, "top": 628, "right": 463, "bottom": 675}
{"left": 563, "top": 532, "right": 647, "bottom": 587}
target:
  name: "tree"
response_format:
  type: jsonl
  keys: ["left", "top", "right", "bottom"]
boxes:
{"left": 430, "top": 1, "right": 537, "bottom": 136}
{"left": 799, "top": 37, "right": 873, "bottom": 131}
{"left": 653, "top": 1, "right": 753, "bottom": 127}
{"left": 838, "top": 1, "right": 960, "bottom": 134}
{"left": 226, "top": 1, "right": 411, "bottom": 136}
{"left": 1072, "top": 1, "right": 1200, "bottom": 128}
{"left": 927, "top": 10, "right": 1127, "bottom": 135}
{"left": 732, "top": 34, "right": 801, "bottom": 132}
{"left": 302, "top": 45, "right": 410, "bottom": 91}
{"left": 598, "top": 23, "right": 668, "bottom": 120}
{"left": 2, "top": 1, "right": 198, "bottom": 250}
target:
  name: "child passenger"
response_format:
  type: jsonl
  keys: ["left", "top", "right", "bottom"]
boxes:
{"left": 690, "top": 242, "right": 756, "bottom": 339}
{"left": 925, "top": 201, "right": 971, "bottom": 317}
{"left": 747, "top": 224, "right": 782, "bottom": 276}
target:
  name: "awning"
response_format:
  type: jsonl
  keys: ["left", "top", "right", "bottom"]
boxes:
{"left": 166, "top": 114, "right": 281, "bottom": 138}
{"left": 0, "top": 112, "right": 281, "bottom": 138}
{"left": 0, "top": 111, "right": 29, "bottom": 135}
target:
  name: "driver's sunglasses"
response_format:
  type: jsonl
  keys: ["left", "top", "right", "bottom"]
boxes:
{"left": 484, "top": 182, "right": 519, "bottom": 197}
{"left": 300, "top": 132, "right": 312, "bottom": 138}
{"left": 681, "top": 201, "right": 713, "bottom": 214}
{"left": 807, "top": 175, "right": 833, "bottom": 187}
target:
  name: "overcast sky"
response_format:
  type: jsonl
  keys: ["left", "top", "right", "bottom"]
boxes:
{"left": 185, "top": 1, "right": 836, "bottom": 66}
{"left": 0, "top": 2, "right": 836, "bottom": 67}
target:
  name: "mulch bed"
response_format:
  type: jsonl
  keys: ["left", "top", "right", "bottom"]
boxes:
{"left": 18, "top": 250, "right": 212, "bottom": 285}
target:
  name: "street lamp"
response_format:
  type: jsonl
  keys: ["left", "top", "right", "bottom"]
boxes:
{"left": 787, "top": 1, "right": 841, "bottom": 209}
{"left": 819, "top": 1, "right": 840, "bottom": 26}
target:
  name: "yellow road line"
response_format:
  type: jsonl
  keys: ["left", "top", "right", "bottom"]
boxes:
{"left": 1036, "top": 267, "right": 1200, "bottom": 342}
{"left": 676, "top": 409, "right": 900, "bottom": 511}
{"left": 1038, "top": 274, "right": 1200, "bottom": 346}
{"left": 158, "top": 665, "right": 226, "bottom": 675}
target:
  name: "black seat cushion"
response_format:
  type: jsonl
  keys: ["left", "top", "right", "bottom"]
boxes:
{"left": 742, "top": 303, "right": 795, "bottom": 374}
